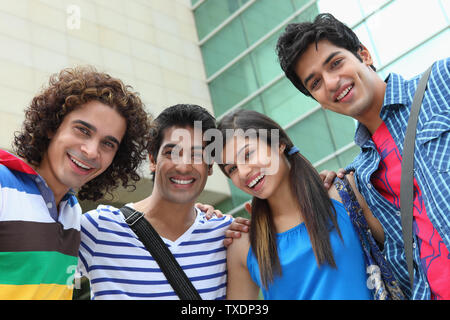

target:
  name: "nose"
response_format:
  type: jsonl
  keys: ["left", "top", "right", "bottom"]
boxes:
{"left": 323, "top": 72, "right": 339, "bottom": 92}
{"left": 80, "top": 139, "right": 100, "bottom": 160}
{"left": 237, "top": 163, "right": 252, "bottom": 181}
{"left": 174, "top": 152, "right": 193, "bottom": 174}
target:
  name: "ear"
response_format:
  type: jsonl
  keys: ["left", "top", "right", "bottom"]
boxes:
{"left": 47, "top": 130, "right": 55, "bottom": 139}
{"left": 149, "top": 153, "right": 157, "bottom": 173}
{"left": 208, "top": 164, "right": 213, "bottom": 176}
{"left": 279, "top": 143, "right": 286, "bottom": 154}
{"left": 358, "top": 44, "right": 374, "bottom": 67}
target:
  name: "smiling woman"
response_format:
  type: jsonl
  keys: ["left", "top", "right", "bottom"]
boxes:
{"left": 218, "top": 109, "right": 372, "bottom": 300}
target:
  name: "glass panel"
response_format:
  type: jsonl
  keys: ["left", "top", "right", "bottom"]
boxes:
{"left": 317, "top": 0, "right": 363, "bottom": 27}
{"left": 250, "top": 29, "right": 284, "bottom": 87}
{"left": 315, "top": 157, "right": 341, "bottom": 173}
{"left": 357, "top": 0, "right": 390, "bottom": 17}
{"left": 379, "top": 29, "right": 450, "bottom": 79}
{"left": 285, "top": 109, "right": 335, "bottom": 164}
{"left": 209, "top": 55, "right": 259, "bottom": 117}
{"left": 214, "top": 196, "right": 235, "bottom": 213}
{"left": 201, "top": 17, "right": 247, "bottom": 77}
{"left": 337, "top": 144, "right": 361, "bottom": 168}
{"left": 323, "top": 109, "right": 357, "bottom": 150}
{"left": 365, "top": 0, "right": 448, "bottom": 66}
{"left": 194, "top": 0, "right": 250, "bottom": 40}
{"left": 261, "top": 77, "right": 319, "bottom": 127}
{"left": 240, "top": 0, "right": 296, "bottom": 45}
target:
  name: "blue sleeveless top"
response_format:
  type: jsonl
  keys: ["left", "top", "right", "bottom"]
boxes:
{"left": 247, "top": 199, "right": 372, "bottom": 300}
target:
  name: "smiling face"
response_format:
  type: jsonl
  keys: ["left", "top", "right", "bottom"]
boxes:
{"left": 150, "top": 125, "right": 212, "bottom": 205}
{"left": 38, "top": 100, "right": 126, "bottom": 199}
{"left": 294, "top": 40, "right": 386, "bottom": 125}
{"left": 222, "top": 134, "right": 289, "bottom": 200}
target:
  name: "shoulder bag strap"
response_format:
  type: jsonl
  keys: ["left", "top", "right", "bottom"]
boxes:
{"left": 400, "top": 64, "right": 433, "bottom": 292}
{"left": 120, "top": 206, "right": 202, "bottom": 300}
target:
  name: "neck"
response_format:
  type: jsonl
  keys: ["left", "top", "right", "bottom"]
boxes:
{"left": 266, "top": 172, "right": 303, "bottom": 233}
{"left": 133, "top": 191, "right": 197, "bottom": 241}
{"left": 33, "top": 160, "right": 68, "bottom": 208}
{"left": 355, "top": 80, "right": 387, "bottom": 134}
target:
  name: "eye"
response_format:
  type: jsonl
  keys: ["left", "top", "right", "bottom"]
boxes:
{"left": 102, "top": 140, "right": 116, "bottom": 150}
{"left": 331, "top": 58, "right": 343, "bottom": 69}
{"left": 245, "top": 150, "right": 255, "bottom": 161}
{"left": 311, "top": 78, "right": 320, "bottom": 90}
{"left": 76, "top": 126, "right": 90, "bottom": 136}
{"left": 226, "top": 165, "right": 237, "bottom": 175}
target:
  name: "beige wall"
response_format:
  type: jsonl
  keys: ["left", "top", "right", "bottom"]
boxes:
{"left": 0, "top": 0, "right": 230, "bottom": 210}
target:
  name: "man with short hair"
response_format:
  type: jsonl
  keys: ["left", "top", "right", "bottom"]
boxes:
{"left": 0, "top": 66, "right": 152, "bottom": 299}
{"left": 275, "top": 13, "right": 450, "bottom": 299}
{"left": 77, "top": 104, "right": 232, "bottom": 300}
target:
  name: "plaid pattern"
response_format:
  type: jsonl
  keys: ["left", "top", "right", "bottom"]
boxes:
{"left": 347, "top": 58, "right": 450, "bottom": 299}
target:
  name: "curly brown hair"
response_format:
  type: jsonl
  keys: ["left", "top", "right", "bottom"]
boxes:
{"left": 13, "top": 66, "right": 152, "bottom": 201}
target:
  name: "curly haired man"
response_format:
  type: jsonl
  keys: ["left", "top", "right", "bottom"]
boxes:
{"left": 0, "top": 66, "right": 151, "bottom": 299}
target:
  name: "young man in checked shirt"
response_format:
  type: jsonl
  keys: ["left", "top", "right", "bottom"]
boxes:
{"left": 273, "top": 13, "right": 450, "bottom": 299}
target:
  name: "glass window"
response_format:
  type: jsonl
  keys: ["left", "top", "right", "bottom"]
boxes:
{"left": 379, "top": 29, "right": 450, "bottom": 79}
{"left": 365, "top": 0, "right": 448, "bottom": 66}
{"left": 323, "top": 109, "right": 357, "bottom": 150}
{"left": 286, "top": 109, "right": 336, "bottom": 164}
{"left": 250, "top": 29, "right": 284, "bottom": 87}
{"left": 357, "top": 0, "right": 391, "bottom": 17}
{"left": 194, "top": 0, "right": 250, "bottom": 40}
{"left": 315, "top": 157, "right": 341, "bottom": 173}
{"left": 337, "top": 144, "right": 360, "bottom": 168}
{"left": 261, "top": 77, "right": 319, "bottom": 127}
{"left": 317, "top": 0, "right": 364, "bottom": 27}
{"left": 209, "top": 55, "right": 259, "bottom": 117}
{"left": 240, "top": 0, "right": 296, "bottom": 45}
{"left": 201, "top": 17, "right": 247, "bottom": 77}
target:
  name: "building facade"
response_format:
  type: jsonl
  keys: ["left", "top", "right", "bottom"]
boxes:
{"left": 191, "top": 0, "right": 450, "bottom": 216}
{"left": 0, "top": 0, "right": 231, "bottom": 211}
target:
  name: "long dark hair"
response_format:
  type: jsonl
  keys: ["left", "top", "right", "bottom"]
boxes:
{"left": 218, "top": 109, "right": 342, "bottom": 289}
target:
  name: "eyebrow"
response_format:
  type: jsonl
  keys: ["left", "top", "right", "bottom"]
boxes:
{"left": 237, "top": 143, "right": 249, "bottom": 157}
{"left": 73, "top": 120, "right": 120, "bottom": 146}
{"left": 303, "top": 51, "right": 342, "bottom": 88}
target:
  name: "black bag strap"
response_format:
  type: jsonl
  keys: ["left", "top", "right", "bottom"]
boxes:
{"left": 120, "top": 206, "right": 202, "bottom": 300}
{"left": 400, "top": 64, "right": 433, "bottom": 291}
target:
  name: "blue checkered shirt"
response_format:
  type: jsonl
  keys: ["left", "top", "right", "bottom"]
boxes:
{"left": 347, "top": 58, "right": 450, "bottom": 299}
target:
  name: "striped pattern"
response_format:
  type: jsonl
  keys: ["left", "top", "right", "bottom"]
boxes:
{"left": 0, "top": 150, "right": 81, "bottom": 300}
{"left": 347, "top": 58, "right": 450, "bottom": 299}
{"left": 77, "top": 205, "right": 232, "bottom": 300}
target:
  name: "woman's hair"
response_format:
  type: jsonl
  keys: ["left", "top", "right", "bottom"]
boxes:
{"left": 276, "top": 13, "right": 376, "bottom": 97}
{"left": 13, "top": 66, "right": 152, "bottom": 201}
{"left": 217, "top": 109, "right": 342, "bottom": 289}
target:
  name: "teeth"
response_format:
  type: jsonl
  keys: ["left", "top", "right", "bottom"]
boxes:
{"left": 247, "top": 174, "right": 264, "bottom": 188}
{"left": 70, "top": 156, "right": 92, "bottom": 170}
{"left": 170, "top": 178, "right": 194, "bottom": 185}
{"left": 336, "top": 85, "right": 353, "bottom": 101}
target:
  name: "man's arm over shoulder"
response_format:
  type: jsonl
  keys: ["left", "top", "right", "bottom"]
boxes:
{"left": 328, "top": 174, "right": 385, "bottom": 245}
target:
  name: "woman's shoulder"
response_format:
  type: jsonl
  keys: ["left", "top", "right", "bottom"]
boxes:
{"left": 227, "top": 229, "right": 251, "bottom": 265}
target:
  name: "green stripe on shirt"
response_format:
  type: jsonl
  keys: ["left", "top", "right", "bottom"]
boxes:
{"left": 0, "top": 251, "right": 78, "bottom": 286}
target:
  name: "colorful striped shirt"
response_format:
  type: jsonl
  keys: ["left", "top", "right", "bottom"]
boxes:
{"left": 347, "top": 58, "right": 450, "bottom": 299}
{"left": 77, "top": 204, "right": 232, "bottom": 300}
{"left": 0, "top": 150, "right": 81, "bottom": 300}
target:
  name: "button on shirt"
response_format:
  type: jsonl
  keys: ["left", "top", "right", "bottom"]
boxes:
{"left": 347, "top": 58, "right": 450, "bottom": 299}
